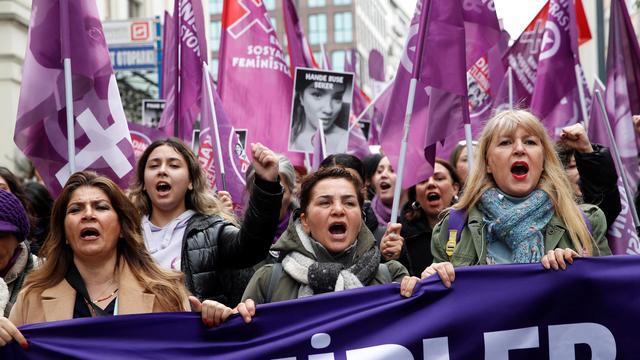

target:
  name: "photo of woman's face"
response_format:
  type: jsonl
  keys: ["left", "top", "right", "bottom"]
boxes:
{"left": 300, "top": 82, "right": 346, "bottom": 131}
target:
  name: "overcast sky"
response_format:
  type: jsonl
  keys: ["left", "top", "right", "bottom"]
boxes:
{"left": 397, "top": 0, "right": 548, "bottom": 40}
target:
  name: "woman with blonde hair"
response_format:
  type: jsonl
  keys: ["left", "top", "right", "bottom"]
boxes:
{"left": 424, "top": 110, "right": 611, "bottom": 286}
{"left": 129, "top": 138, "right": 283, "bottom": 305}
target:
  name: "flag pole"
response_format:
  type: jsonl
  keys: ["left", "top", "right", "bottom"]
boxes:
{"left": 318, "top": 118, "right": 327, "bottom": 158}
{"left": 60, "top": 0, "right": 75, "bottom": 173}
{"left": 320, "top": 43, "right": 330, "bottom": 70}
{"left": 507, "top": 66, "right": 514, "bottom": 109}
{"left": 575, "top": 64, "right": 590, "bottom": 130}
{"left": 203, "top": 62, "right": 227, "bottom": 191}
{"left": 174, "top": 0, "right": 182, "bottom": 138}
{"left": 390, "top": 0, "right": 432, "bottom": 224}
{"left": 594, "top": 86, "right": 640, "bottom": 228}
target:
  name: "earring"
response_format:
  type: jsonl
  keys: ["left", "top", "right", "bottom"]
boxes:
{"left": 453, "top": 194, "right": 459, "bottom": 203}
{"left": 411, "top": 201, "right": 421, "bottom": 210}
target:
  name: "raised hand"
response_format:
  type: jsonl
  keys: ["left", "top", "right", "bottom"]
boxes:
{"left": 559, "top": 123, "right": 593, "bottom": 153}
{"left": 251, "top": 143, "right": 279, "bottom": 182}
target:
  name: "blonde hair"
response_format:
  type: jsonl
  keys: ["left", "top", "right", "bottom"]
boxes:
{"left": 129, "top": 138, "right": 238, "bottom": 225}
{"left": 22, "top": 172, "right": 188, "bottom": 312}
{"left": 455, "top": 109, "right": 593, "bottom": 255}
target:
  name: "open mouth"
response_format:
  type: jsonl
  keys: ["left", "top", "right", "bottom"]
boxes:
{"left": 511, "top": 161, "right": 529, "bottom": 180}
{"left": 328, "top": 222, "right": 347, "bottom": 236}
{"left": 426, "top": 192, "right": 441, "bottom": 202}
{"left": 380, "top": 181, "right": 391, "bottom": 191}
{"left": 80, "top": 227, "right": 100, "bottom": 239}
{"left": 156, "top": 181, "right": 172, "bottom": 193}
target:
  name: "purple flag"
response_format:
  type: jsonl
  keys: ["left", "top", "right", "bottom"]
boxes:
{"left": 368, "top": 49, "right": 387, "bottom": 98}
{"left": 4, "top": 257, "right": 640, "bottom": 358}
{"left": 282, "top": 0, "right": 318, "bottom": 75}
{"left": 588, "top": 80, "right": 640, "bottom": 255}
{"left": 158, "top": 0, "right": 208, "bottom": 144}
{"left": 380, "top": 0, "right": 469, "bottom": 189}
{"left": 461, "top": 0, "right": 501, "bottom": 69}
{"left": 127, "top": 122, "right": 167, "bottom": 161}
{"left": 368, "top": 49, "right": 385, "bottom": 82}
{"left": 368, "top": 83, "right": 392, "bottom": 146}
{"left": 160, "top": 11, "right": 175, "bottom": 100}
{"left": 14, "top": 0, "right": 135, "bottom": 195}
{"left": 530, "top": 0, "right": 585, "bottom": 135}
{"left": 218, "top": 0, "right": 304, "bottom": 166}
{"left": 199, "top": 70, "right": 247, "bottom": 215}
{"left": 604, "top": 0, "right": 640, "bottom": 191}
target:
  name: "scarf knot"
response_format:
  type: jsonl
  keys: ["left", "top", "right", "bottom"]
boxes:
{"left": 479, "top": 188, "right": 553, "bottom": 263}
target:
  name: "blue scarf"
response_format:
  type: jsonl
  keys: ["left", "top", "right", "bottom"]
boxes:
{"left": 479, "top": 188, "right": 554, "bottom": 263}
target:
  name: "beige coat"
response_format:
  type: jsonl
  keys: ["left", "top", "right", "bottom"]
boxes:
{"left": 9, "top": 262, "right": 190, "bottom": 326}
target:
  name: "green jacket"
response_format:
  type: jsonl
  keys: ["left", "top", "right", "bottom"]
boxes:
{"left": 431, "top": 203, "right": 611, "bottom": 266}
{"left": 242, "top": 219, "right": 408, "bottom": 304}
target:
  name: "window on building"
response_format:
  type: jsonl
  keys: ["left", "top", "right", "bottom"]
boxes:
{"left": 313, "top": 51, "right": 323, "bottom": 66}
{"left": 334, "top": 12, "right": 352, "bottom": 43}
{"left": 308, "top": 0, "right": 326, "bottom": 7}
{"left": 210, "top": 21, "right": 221, "bottom": 52}
{"left": 331, "top": 51, "right": 347, "bottom": 72}
{"left": 210, "top": 58, "right": 219, "bottom": 81}
{"left": 308, "top": 14, "right": 327, "bottom": 45}
{"left": 128, "top": 0, "right": 141, "bottom": 18}
{"left": 209, "top": 0, "right": 223, "bottom": 14}
{"left": 264, "top": 0, "right": 276, "bottom": 10}
{"left": 333, "top": 0, "right": 351, "bottom": 5}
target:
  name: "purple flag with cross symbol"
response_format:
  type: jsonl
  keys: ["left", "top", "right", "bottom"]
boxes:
{"left": 14, "top": 0, "right": 135, "bottom": 195}
{"left": 604, "top": 0, "right": 640, "bottom": 192}
{"left": 218, "top": 0, "right": 305, "bottom": 166}
{"left": 588, "top": 80, "right": 640, "bottom": 255}
{"left": 158, "top": 0, "right": 208, "bottom": 144}
{"left": 380, "top": 0, "right": 469, "bottom": 189}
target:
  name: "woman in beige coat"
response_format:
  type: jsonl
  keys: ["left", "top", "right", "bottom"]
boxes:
{"left": 0, "top": 172, "right": 251, "bottom": 349}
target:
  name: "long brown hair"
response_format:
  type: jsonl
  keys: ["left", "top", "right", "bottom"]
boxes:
{"left": 23, "top": 171, "right": 188, "bottom": 311}
{"left": 129, "top": 138, "right": 237, "bottom": 225}
{"left": 456, "top": 110, "right": 594, "bottom": 255}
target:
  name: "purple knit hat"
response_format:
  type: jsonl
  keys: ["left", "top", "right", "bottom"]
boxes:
{"left": 0, "top": 190, "right": 30, "bottom": 240}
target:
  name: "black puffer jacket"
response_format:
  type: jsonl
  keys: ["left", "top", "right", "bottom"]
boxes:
{"left": 180, "top": 178, "right": 283, "bottom": 303}
{"left": 575, "top": 144, "right": 621, "bottom": 229}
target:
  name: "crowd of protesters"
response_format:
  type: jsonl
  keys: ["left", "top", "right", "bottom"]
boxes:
{"left": 0, "top": 108, "right": 629, "bottom": 347}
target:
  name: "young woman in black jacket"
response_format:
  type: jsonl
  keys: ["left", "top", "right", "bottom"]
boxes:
{"left": 130, "top": 139, "right": 283, "bottom": 305}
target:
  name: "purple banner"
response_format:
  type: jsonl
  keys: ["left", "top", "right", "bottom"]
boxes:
{"left": 14, "top": 0, "right": 136, "bottom": 195}
{"left": 344, "top": 49, "right": 371, "bottom": 159}
{"left": 3, "top": 256, "right": 640, "bottom": 358}
{"left": 218, "top": 0, "right": 304, "bottom": 166}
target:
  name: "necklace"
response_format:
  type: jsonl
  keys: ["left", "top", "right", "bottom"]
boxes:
{"left": 89, "top": 278, "right": 118, "bottom": 304}
{"left": 92, "top": 288, "right": 119, "bottom": 304}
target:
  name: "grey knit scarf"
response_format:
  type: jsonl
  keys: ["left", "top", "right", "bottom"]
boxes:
{"left": 281, "top": 223, "right": 380, "bottom": 298}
